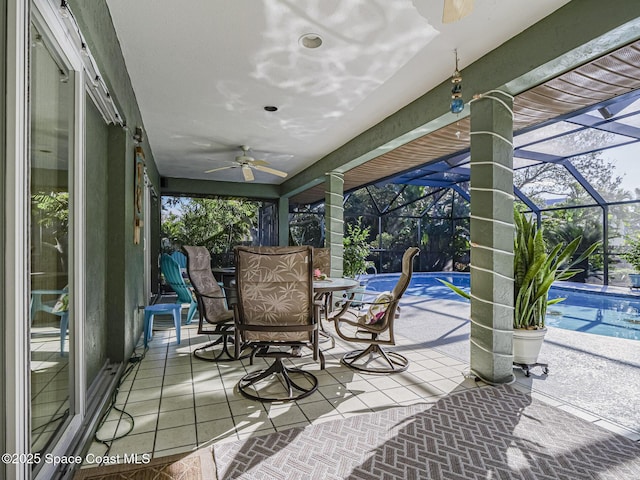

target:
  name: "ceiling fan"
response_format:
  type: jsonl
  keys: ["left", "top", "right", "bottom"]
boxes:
{"left": 204, "top": 145, "right": 288, "bottom": 182}
{"left": 442, "top": 0, "right": 474, "bottom": 23}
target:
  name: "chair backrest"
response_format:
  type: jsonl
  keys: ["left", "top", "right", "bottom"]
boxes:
{"left": 370, "top": 246, "right": 419, "bottom": 325}
{"left": 183, "top": 246, "right": 229, "bottom": 324}
{"left": 391, "top": 247, "right": 420, "bottom": 301}
{"left": 160, "top": 253, "right": 193, "bottom": 304}
{"left": 171, "top": 250, "right": 187, "bottom": 268}
{"left": 312, "top": 247, "right": 331, "bottom": 274}
{"left": 234, "top": 246, "right": 314, "bottom": 343}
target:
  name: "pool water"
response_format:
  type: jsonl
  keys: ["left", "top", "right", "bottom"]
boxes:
{"left": 361, "top": 272, "right": 640, "bottom": 341}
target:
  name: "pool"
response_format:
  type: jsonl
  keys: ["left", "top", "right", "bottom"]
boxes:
{"left": 361, "top": 272, "right": 640, "bottom": 341}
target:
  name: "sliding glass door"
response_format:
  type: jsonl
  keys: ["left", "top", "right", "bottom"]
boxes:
{"left": 29, "top": 23, "right": 75, "bottom": 458}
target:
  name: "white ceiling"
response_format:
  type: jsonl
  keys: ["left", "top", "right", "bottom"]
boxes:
{"left": 105, "top": 0, "right": 571, "bottom": 185}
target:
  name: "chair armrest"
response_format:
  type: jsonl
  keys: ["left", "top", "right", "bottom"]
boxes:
{"left": 334, "top": 294, "right": 397, "bottom": 309}
{"left": 193, "top": 291, "right": 227, "bottom": 300}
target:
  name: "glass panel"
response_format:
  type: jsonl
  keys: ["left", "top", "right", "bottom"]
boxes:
{"left": 344, "top": 188, "right": 378, "bottom": 216}
{"left": 29, "top": 26, "right": 74, "bottom": 455}
{"left": 513, "top": 157, "right": 542, "bottom": 170}
{"left": 514, "top": 162, "right": 595, "bottom": 209}
{"left": 514, "top": 121, "right": 582, "bottom": 148}
{"left": 541, "top": 207, "right": 604, "bottom": 284}
{"left": 523, "top": 129, "right": 631, "bottom": 157}
{"left": 608, "top": 204, "right": 640, "bottom": 286}
{"left": 615, "top": 113, "right": 640, "bottom": 129}
{"left": 595, "top": 143, "right": 640, "bottom": 202}
{"left": 289, "top": 210, "right": 325, "bottom": 248}
{"left": 377, "top": 216, "right": 417, "bottom": 272}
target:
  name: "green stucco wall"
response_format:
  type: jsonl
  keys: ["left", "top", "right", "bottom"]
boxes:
{"left": 69, "top": 0, "right": 159, "bottom": 363}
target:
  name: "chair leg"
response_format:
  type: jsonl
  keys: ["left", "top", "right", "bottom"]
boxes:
{"left": 59, "top": 312, "right": 69, "bottom": 357}
{"left": 186, "top": 302, "right": 198, "bottom": 324}
{"left": 238, "top": 356, "right": 318, "bottom": 402}
{"left": 173, "top": 307, "right": 181, "bottom": 345}
{"left": 193, "top": 324, "right": 246, "bottom": 362}
{"left": 143, "top": 311, "right": 153, "bottom": 348}
{"left": 341, "top": 344, "right": 409, "bottom": 374}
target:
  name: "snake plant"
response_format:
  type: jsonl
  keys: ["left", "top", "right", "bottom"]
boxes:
{"left": 440, "top": 209, "right": 600, "bottom": 329}
{"left": 513, "top": 210, "right": 598, "bottom": 329}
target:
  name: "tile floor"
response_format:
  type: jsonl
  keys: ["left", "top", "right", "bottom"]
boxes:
{"left": 82, "top": 312, "right": 640, "bottom": 470}
{"left": 31, "top": 323, "right": 70, "bottom": 453}
{"left": 82, "top": 320, "right": 483, "bottom": 465}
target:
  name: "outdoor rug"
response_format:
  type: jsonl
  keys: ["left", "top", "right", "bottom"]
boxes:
{"left": 73, "top": 448, "right": 216, "bottom": 480}
{"left": 213, "top": 385, "right": 640, "bottom": 480}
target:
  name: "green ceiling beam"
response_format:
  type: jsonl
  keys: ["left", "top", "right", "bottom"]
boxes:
{"left": 280, "top": 0, "right": 640, "bottom": 198}
{"left": 161, "top": 177, "right": 280, "bottom": 200}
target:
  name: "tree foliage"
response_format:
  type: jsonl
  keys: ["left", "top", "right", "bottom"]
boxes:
{"left": 343, "top": 218, "right": 372, "bottom": 278}
{"left": 161, "top": 196, "right": 259, "bottom": 254}
{"left": 32, "top": 191, "right": 69, "bottom": 237}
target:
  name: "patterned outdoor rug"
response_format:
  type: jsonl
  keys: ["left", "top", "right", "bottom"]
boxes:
{"left": 73, "top": 448, "right": 216, "bottom": 480}
{"left": 213, "top": 385, "right": 640, "bottom": 480}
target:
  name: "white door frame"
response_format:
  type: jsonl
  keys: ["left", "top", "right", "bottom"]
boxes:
{"left": 4, "top": 1, "right": 31, "bottom": 478}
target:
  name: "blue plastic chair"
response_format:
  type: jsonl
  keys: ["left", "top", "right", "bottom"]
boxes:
{"left": 30, "top": 288, "right": 69, "bottom": 356}
{"left": 143, "top": 303, "right": 182, "bottom": 346}
{"left": 160, "top": 254, "right": 198, "bottom": 324}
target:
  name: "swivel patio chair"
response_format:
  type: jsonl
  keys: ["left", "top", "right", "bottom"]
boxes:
{"left": 234, "top": 246, "right": 324, "bottom": 402}
{"left": 183, "top": 246, "right": 237, "bottom": 361}
{"left": 329, "top": 246, "right": 419, "bottom": 373}
{"left": 160, "top": 254, "right": 198, "bottom": 324}
{"left": 312, "top": 247, "right": 335, "bottom": 346}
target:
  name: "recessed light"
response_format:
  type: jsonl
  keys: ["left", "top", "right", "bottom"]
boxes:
{"left": 264, "top": 106, "right": 278, "bottom": 112}
{"left": 299, "top": 33, "right": 323, "bottom": 49}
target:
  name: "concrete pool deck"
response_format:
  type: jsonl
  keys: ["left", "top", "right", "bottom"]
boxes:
{"left": 395, "top": 295, "right": 640, "bottom": 439}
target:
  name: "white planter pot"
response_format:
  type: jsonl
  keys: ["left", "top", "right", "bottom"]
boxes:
{"left": 512, "top": 327, "right": 547, "bottom": 365}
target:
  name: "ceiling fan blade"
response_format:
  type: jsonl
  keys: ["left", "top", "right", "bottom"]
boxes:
{"left": 252, "top": 164, "right": 288, "bottom": 178}
{"left": 250, "top": 159, "right": 269, "bottom": 166}
{"left": 242, "top": 165, "right": 254, "bottom": 182}
{"left": 204, "top": 165, "right": 234, "bottom": 174}
{"left": 442, "top": 0, "right": 474, "bottom": 23}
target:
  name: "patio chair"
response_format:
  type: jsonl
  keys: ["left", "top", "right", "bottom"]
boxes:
{"left": 160, "top": 254, "right": 198, "bottom": 324}
{"left": 328, "top": 246, "right": 419, "bottom": 373}
{"left": 171, "top": 250, "right": 187, "bottom": 269}
{"left": 312, "top": 247, "right": 336, "bottom": 346}
{"left": 313, "top": 247, "right": 331, "bottom": 274}
{"left": 183, "top": 246, "right": 237, "bottom": 361}
{"left": 234, "top": 246, "right": 324, "bottom": 402}
{"left": 30, "top": 287, "right": 69, "bottom": 356}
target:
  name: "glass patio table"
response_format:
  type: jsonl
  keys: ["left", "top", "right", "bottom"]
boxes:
{"left": 313, "top": 277, "right": 360, "bottom": 343}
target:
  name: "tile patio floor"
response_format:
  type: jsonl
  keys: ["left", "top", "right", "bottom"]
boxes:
{"left": 82, "top": 320, "right": 483, "bottom": 464}
{"left": 81, "top": 306, "right": 639, "bottom": 470}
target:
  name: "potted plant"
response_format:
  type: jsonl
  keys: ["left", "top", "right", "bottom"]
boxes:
{"left": 621, "top": 236, "right": 640, "bottom": 288}
{"left": 440, "top": 209, "right": 599, "bottom": 366}
{"left": 343, "top": 219, "right": 373, "bottom": 279}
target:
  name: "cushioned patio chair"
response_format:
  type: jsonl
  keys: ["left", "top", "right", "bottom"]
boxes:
{"left": 328, "top": 246, "right": 419, "bottom": 373}
{"left": 312, "top": 247, "right": 335, "bottom": 346}
{"left": 160, "top": 254, "right": 198, "bottom": 324}
{"left": 234, "top": 246, "right": 324, "bottom": 402}
{"left": 183, "top": 246, "right": 237, "bottom": 361}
